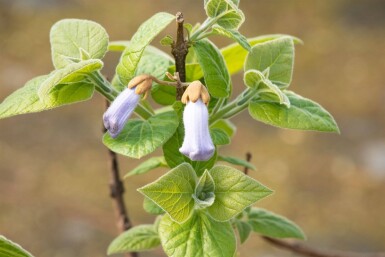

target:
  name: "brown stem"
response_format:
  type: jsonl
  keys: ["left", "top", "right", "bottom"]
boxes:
{"left": 171, "top": 12, "right": 189, "bottom": 100}
{"left": 104, "top": 100, "right": 138, "bottom": 257}
{"left": 244, "top": 152, "right": 252, "bottom": 175}
{"left": 262, "top": 237, "right": 385, "bottom": 257}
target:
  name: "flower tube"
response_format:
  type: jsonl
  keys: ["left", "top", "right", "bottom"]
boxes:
{"left": 103, "top": 75, "right": 152, "bottom": 138}
{"left": 179, "top": 81, "right": 214, "bottom": 161}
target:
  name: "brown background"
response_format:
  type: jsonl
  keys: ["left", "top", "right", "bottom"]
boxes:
{"left": 1, "top": 0, "right": 385, "bottom": 256}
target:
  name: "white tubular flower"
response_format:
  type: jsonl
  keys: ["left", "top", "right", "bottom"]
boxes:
{"left": 103, "top": 75, "right": 152, "bottom": 138}
{"left": 103, "top": 87, "right": 140, "bottom": 138}
{"left": 179, "top": 81, "right": 214, "bottom": 161}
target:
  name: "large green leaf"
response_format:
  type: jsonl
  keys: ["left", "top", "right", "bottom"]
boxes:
{"left": 0, "top": 76, "right": 94, "bottom": 119}
{"left": 205, "top": 0, "right": 245, "bottom": 30}
{"left": 124, "top": 157, "right": 168, "bottom": 177}
{"left": 221, "top": 34, "right": 302, "bottom": 75}
{"left": 38, "top": 59, "right": 102, "bottom": 100}
{"left": 0, "top": 236, "right": 34, "bottom": 257}
{"left": 159, "top": 212, "right": 236, "bottom": 257}
{"left": 116, "top": 12, "right": 174, "bottom": 86}
{"left": 50, "top": 19, "right": 109, "bottom": 69}
{"left": 207, "top": 165, "right": 273, "bottom": 221}
{"left": 107, "top": 225, "right": 160, "bottom": 254}
{"left": 193, "top": 39, "right": 231, "bottom": 98}
{"left": 245, "top": 37, "right": 294, "bottom": 87}
{"left": 103, "top": 111, "right": 179, "bottom": 159}
{"left": 138, "top": 163, "right": 197, "bottom": 223}
{"left": 247, "top": 208, "right": 305, "bottom": 239}
{"left": 249, "top": 91, "right": 340, "bottom": 132}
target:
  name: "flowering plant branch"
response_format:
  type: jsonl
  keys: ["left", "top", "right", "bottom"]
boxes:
{"left": 0, "top": 1, "right": 342, "bottom": 257}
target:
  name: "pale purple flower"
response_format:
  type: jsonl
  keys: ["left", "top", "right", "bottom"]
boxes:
{"left": 179, "top": 99, "right": 215, "bottom": 161}
{"left": 103, "top": 87, "right": 140, "bottom": 138}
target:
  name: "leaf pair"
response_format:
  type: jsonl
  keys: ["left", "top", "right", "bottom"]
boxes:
{"left": 138, "top": 163, "right": 272, "bottom": 224}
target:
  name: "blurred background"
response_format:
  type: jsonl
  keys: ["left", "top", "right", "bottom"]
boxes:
{"left": 1, "top": 0, "right": 385, "bottom": 256}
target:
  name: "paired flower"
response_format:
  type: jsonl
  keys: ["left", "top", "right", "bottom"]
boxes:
{"left": 103, "top": 75, "right": 152, "bottom": 138}
{"left": 179, "top": 81, "right": 215, "bottom": 161}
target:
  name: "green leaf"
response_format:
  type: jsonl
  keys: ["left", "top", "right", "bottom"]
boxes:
{"left": 210, "top": 119, "right": 236, "bottom": 137}
{"left": 212, "top": 25, "right": 251, "bottom": 51}
{"left": 163, "top": 124, "right": 217, "bottom": 176}
{"left": 167, "top": 63, "right": 204, "bottom": 82}
{"left": 193, "top": 170, "right": 216, "bottom": 209}
{"left": 193, "top": 39, "right": 231, "bottom": 98}
{"left": 247, "top": 208, "right": 306, "bottom": 239}
{"left": 160, "top": 35, "right": 174, "bottom": 46}
{"left": 205, "top": 0, "right": 245, "bottom": 30}
{"left": 50, "top": 19, "right": 109, "bottom": 69}
{"left": 0, "top": 236, "right": 34, "bottom": 257}
{"left": 107, "top": 225, "right": 160, "bottom": 254}
{"left": 235, "top": 220, "right": 253, "bottom": 244}
{"left": 218, "top": 155, "right": 256, "bottom": 171}
{"left": 116, "top": 12, "right": 174, "bottom": 86}
{"left": 138, "top": 163, "right": 197, "bottom": 223}
{"left": 38, "top": 59, "right": 102, "bottom": 100}
{"left": 245, "top": 37, "right": 294, "bottom": 88}
{"left": 207, "top": 165, "right": 273, "bottom": 221}
{"left": 0, "top": 76, "right": 94, "bottom": 119}
{"left": 159, "top": 211, "right": 236, "bottom": 257}
{"left": 249, "top": 91, "right": 340, "bottom": 132}
{"left": 210, "top": 128, "right": 230, "bottom": 145}
{"left": 103, "top": 111, "right": 179, "bottom": 159}
{"left": 143, "top": 197, "right": 165, "bottom": 215}
{"left": 125, "top": 157, "right": 167, "bottom": 177}
{"left": 244, "top": 69, "right": 290, "bottom": 107}
{"left": 221, "top": 34, "right": 302, "bottom": 75}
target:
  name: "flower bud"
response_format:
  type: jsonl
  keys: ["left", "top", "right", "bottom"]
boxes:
{"left": 179, "top": 98, "right": 215, "bottom": 161}
{"left": 103, "top": 87, "right": 140, "bottom": 138}
{"left": 181, "top": 81, "right": 210, "bottom": 105}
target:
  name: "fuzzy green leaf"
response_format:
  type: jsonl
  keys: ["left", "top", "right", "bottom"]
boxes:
{"left": 247, "top": 208, "right": 306, "bottom": 239}
{"left": 103, "top": 111, "right": 179, "bottom": 159}
{"left": 125, "top": 157, "right": 168, "bottom": 177}
{"left": 143, "top": 197, "right": 165, "bottom": 215}
{"left": 0, "top": 76, "right": 94, "bottom": 119}
{"left": 218, "top": 155, "right": 256, "bottom": 171}
{"left": 0, "top": 236, "right": 34, "bottom": 257}
{"left": 207, "top": 165, "right": 273, "bottom": 221}
{"left": 107, "top": 225, "right": 160, "bottom": 254}
{"left": 50, "top": 19, "right": 109, "bottom": 69}
{"left": 244, "top": 69, "right": 290, "bottom": 107}
{"left": 193, "top": 170, "right": 216, "bottom": 209}
{"left": 221, "top": 34, "right": 302, "bottom": 75}
{"left": 210, "top": 119, "right": 236, "bottom": 137}
{"left": 205, "top": 0, "right": 245, "bottom": 30}
{"left": 159, "top": 212, "right": 236, "bottom": 257}
{"left": 210, "top": 128, "right": 231, "bottom": 145}
{"left": 245, "top": 37, "right": 295, "bottom": 88}
{"left": 138, "top": 163, "right": 196, "bottom": 223}
{"left": 116, "top": 12, "right": 174, "bottom": 86}
{"left": 212, "top": 25, "right": 251, "bottom": 51}
{"left": 193, "top": 39, "right": 231, "bottom": 98}
{"left": 235, "top": 220, "right": 253, "bottom": 244}
{"left": 38, "top": 59, "right": 102, "bottom": 100}
{"left": 249, "top": 91, "right": 340, "bottom": 132}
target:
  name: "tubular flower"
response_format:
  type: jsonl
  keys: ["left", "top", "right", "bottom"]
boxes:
{"left": 103, "top": 75, "right": 152, "bottom": 138}
{"left": 179, "top": 81, "right": 214, "bottom": 161}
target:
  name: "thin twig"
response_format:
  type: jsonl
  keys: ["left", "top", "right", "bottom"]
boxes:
{"left": 104, "top": 100, "right": 138, "bottom": 257}
{"left": 150, "top": 75, "right": 189, "bottom": 87}
{"left": 244, "top": 152, "right": 252, "bottom": 175}
{"left": 171, "top": 12, "right": 189, "bottom": 100}
{"left": 262, "top": 237, "right": 385, "bottom": 257}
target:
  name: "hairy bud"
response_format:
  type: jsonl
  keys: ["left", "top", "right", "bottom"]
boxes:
{"left": 181, "top": 81, "right": 210, "bottom": 105}
{"left": 128, "top": 74, "right": 153, "bottom": 99}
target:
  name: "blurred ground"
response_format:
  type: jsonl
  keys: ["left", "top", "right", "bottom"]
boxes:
{"left": 1, "top": 0, "right": 385, "bottom": 256}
